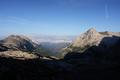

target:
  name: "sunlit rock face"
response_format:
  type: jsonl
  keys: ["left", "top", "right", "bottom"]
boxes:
{"left": 72, "top": 28, "right": 102, "bottom": 48}
{"left": 71, "top": 28, "right": 120, "bottom": 52}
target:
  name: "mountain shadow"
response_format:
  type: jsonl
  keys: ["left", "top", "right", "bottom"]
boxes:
{"left": 62, "top": 36, "right": 120, "bottom": 80}
{"left": 0, "top": 57, "right": 78, "bottom": 80}
{"left": 64, "top": 36, "right": 120, "bottom": 64}
{"left": 0, "top": 55, "right": 120, "bottom": 80}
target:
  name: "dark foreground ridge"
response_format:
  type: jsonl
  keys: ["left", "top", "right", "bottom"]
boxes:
{"left": 0, "top": 57, "right": 120, "bottom": 80}
{"left": 0, "top": 57, "right": 76, "bottom": 80}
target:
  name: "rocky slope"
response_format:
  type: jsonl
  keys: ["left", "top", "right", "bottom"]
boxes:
{"left": 63, "top": 28, "right": 120, "bottom": 65}
{"left": 0, "top": 35, "right": 37, "bottom": 52}
{"left": 0, "top": 35, "right": 40, "bottom": 60}
{"left": 73, "top": 28, "right": 102, "bottom": 47}
{"left": 62, "top": 28, "right": 120, "bottom": 54}
{"left": 0, "top": 51, "right": 38, "bottom": 60}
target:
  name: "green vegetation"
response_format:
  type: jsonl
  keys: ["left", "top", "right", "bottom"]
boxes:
{"left": 34, "top": 47, "right": 52, "bottom": 57}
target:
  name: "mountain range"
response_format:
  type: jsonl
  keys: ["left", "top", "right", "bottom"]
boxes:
{"left": 0, "top": 28, "right": 120, "bottom": 80}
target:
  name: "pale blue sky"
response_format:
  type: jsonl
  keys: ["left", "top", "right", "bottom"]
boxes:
{"left": 0, "top": 0, "right": 120, "bottom": 36}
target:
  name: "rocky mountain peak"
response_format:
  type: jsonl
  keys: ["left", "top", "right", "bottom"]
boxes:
{"left": 69, "top": 28, "right": 120, "bottom": 53}
{"left": 0, "top": 35, "right": 37, "bottom": 52}
{"left": 82, "top": 28, "right": 100, "bottom": 39}
{"left": 6, "top": 35, "right": 31, "bottom": 42}
{"left": 72, "top": 28, "right": 102, "bottom": 48}
{"left": 86, "top": 28, "right": 97, "bottom": 34}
